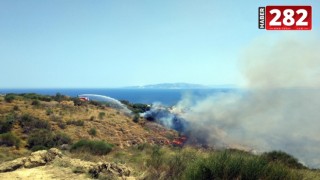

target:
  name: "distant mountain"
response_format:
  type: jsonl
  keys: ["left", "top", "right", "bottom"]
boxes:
{"left": 125, "top": 83, "right": 233, "bottom": 89}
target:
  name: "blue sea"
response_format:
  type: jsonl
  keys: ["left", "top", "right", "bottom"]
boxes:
{"left": 0, "top": 88, "right": 234, "bottom": 106}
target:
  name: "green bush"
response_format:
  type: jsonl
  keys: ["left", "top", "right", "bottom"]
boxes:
{"left": 0, "top": 132, "right": 21, "bottom": 148}
{"left": 18, "top": 114, "right": 51, "bottom": 133}
{"left": 71, "top": 139, "right": 113, "bottom": 155}
{"left": 120, "top": 101, "right": 150, "bottom": 114}
{"left": 183, "top": 151, "right": 299, "bottom": 180}
{"left": 98, "top": 112, "right": 105, "bottom": 120}
{"left": 19, "top": 93, "right": 53, "bottom": 102}
{"left": 131, "top": 103, "right": 151, "bottom": 114}
{"left": 144, "top": 148, "right": 301, "bottom": 180}
{"left": 54, "top": 93, "right": 67, "bottom": 102}
{"left": 262, "top": 150, "right": 306, "bottom": 169}
{"left": 88, "top": 128, "right": 97, "bottom": 136}
{"left": 66, "top": 120, "right": 84, "bottom": 126}
{"left": 27, "top": 129, "right": 71, "bottom": 150}
{"left": 0, "top": 114, "right": 15, "bottom": 133}
{"left": 132, "top": 114, "right": 140, "bottom": 123}
{"left": 147, "top": 146, "right": 165, "bottom": 170}
{"left": 46, "top": 109, "right": 53, "bottom": 116}
{"left": 31, "top": 100, "right": 40, "bottom": 106}
{"left": 4, "top": 94, "right": 15, "bottom": 103}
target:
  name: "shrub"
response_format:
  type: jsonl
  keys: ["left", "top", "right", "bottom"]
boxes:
{"left": 90, "top": 116, "right": 95, "bottom": 121}
{"left": 132, "top": 114, "right": 140, "bottom": 123}
{"left": 57, "top": 121, "right": 66, "bottom": 129}
{"left": 54, "top": 93, "right": 66, "bottom": 102}
{"left": 183, "top": 151, "right": 298, "bottom": 180}
{"left": 262, "top": 150, "right": 306, "bottom": 169}
{"left": 66, "top": 120, "right": 84, "bottom": 126}
{"left": 27, "top": 129, "right": 71, "bottom": 150}
{"left": 165, "top": 149, "right": 198, "bottom": 179}
{"left": 13, "top": 105, "right": 19, "bottom": 111}
{"left": 88, "top": 128, "right": 97, "bottom": 136}
{"left": 98, "top": 112, "right": 105, "bottom": 120}
{"left": 4, "top": 94, "right": 15, "bottom": 103}
{"left": 18, "top": 114, "right": 51, "bottom": 133}
{"left": 31, "top": 100, "right": 40, "bottom": 106}
{"left": 71, "top": 139, "right": 113, "bottom": 155}
{"left": 131, "top": 103, "right": 150, "bottom": 114}
{"left": 0, "top": 114, "right": 15, "bottom": 133}
{"left": 147, "top": 146, "right": 165, "bottom": 171}
{"left": 0, "top": 132, "right": 21, "bottom": 148}
{"left": 46, "top": 109, "right": 53, "bottom": 116}
{"left": 19, "top": 93, "right": 53, "bottom": 102}
{"left": 121, "top": 101, "right": 150, "bottom": 114}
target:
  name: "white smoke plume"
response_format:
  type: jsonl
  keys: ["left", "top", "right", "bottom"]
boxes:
{"left": 176, "top": 34, "right": 320, "bottom": 168}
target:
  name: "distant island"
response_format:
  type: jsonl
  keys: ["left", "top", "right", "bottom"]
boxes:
{"left": 123, "top": 83, "right": 236, "bottom": 89}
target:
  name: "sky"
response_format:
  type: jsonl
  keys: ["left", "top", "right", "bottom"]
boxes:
{"left": 0, "top": 0, "right": 319, "bottom": 88}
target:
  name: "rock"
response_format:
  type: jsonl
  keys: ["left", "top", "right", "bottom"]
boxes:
{"left": 60, "top": 144, "right": 70, "bottom": 150}
{"left": 88, "top": 162, "right": 131, "bottom": 178}
{"left": 0, "top": 148, "right": 133, "bottom": 179}
{"left": 0, "top": 148, "right": 63, "bottom": 171}
{"left": 47, "top": 148, "right": 63, "bottom": 160}
{"left": 24, "top": 148, "right": 61, "bottom": 168}
{"left": 24, "top": 150, "right": 48, "bottom": 168}
{"left": 0, "top": 157, "right": 26, "bottom": 172}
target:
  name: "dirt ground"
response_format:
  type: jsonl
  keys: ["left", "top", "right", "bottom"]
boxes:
{"left": 0, "top": 165, "right": 90, "bottom": 180}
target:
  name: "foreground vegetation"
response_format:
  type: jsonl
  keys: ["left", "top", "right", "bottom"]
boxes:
{"left": 0, "top": 93, "right": 320, "bottom": 179}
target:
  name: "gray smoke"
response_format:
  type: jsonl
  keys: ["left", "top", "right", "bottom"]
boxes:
{"left": 175, "top": 34, "right": 320, "bottom": 168}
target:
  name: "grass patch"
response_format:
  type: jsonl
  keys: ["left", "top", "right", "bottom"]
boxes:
{"left": 183, "top": 150, "right": 301, "bottom": 180}
{"left": 66, "top": 120, "right": 84, "bottom": 126}
{"left": 71, "top": 139, "right": 113, "bottom": 155}
{"left": 0, "top": 132, "right": 21, "bottom": 149}
{"left": 262, "top": 150, "right": 306, "bottom": 169}
{"left": 98, "top": 112, "right": 105, "bottom": 120}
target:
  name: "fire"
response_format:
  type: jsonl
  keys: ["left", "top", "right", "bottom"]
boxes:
{"left": 171, "top": 135, "right": 188, "bottom": 147}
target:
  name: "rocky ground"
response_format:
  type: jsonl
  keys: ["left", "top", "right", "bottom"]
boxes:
{"left": 0, "top": 148, "right": 135, "bottom": 180}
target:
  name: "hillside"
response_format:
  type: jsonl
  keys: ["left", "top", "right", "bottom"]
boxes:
{"left": 1, "top": 93, "right": 320, "bottom": 180}
{"left": 0, "top": 94, "right": 177, "bottom": 151}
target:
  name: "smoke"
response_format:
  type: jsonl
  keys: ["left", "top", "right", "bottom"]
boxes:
{"left": 242, "top": 34, "right": 320, "bottom": 88}
{"left": 161, "top": 35, "right": 320, "bottom": 168}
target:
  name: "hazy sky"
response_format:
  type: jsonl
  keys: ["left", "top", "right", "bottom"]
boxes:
{"left": 0, "top": 0, "right": 319, "bottom": 88}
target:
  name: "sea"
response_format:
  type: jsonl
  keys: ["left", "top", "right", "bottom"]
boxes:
{"left": 0, "top": 88, "right": 235, "bottom": 106}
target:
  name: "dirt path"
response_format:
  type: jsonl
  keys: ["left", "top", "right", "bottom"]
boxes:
{"left": 0, "top": 165, "right": 90, "bottom": 180}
